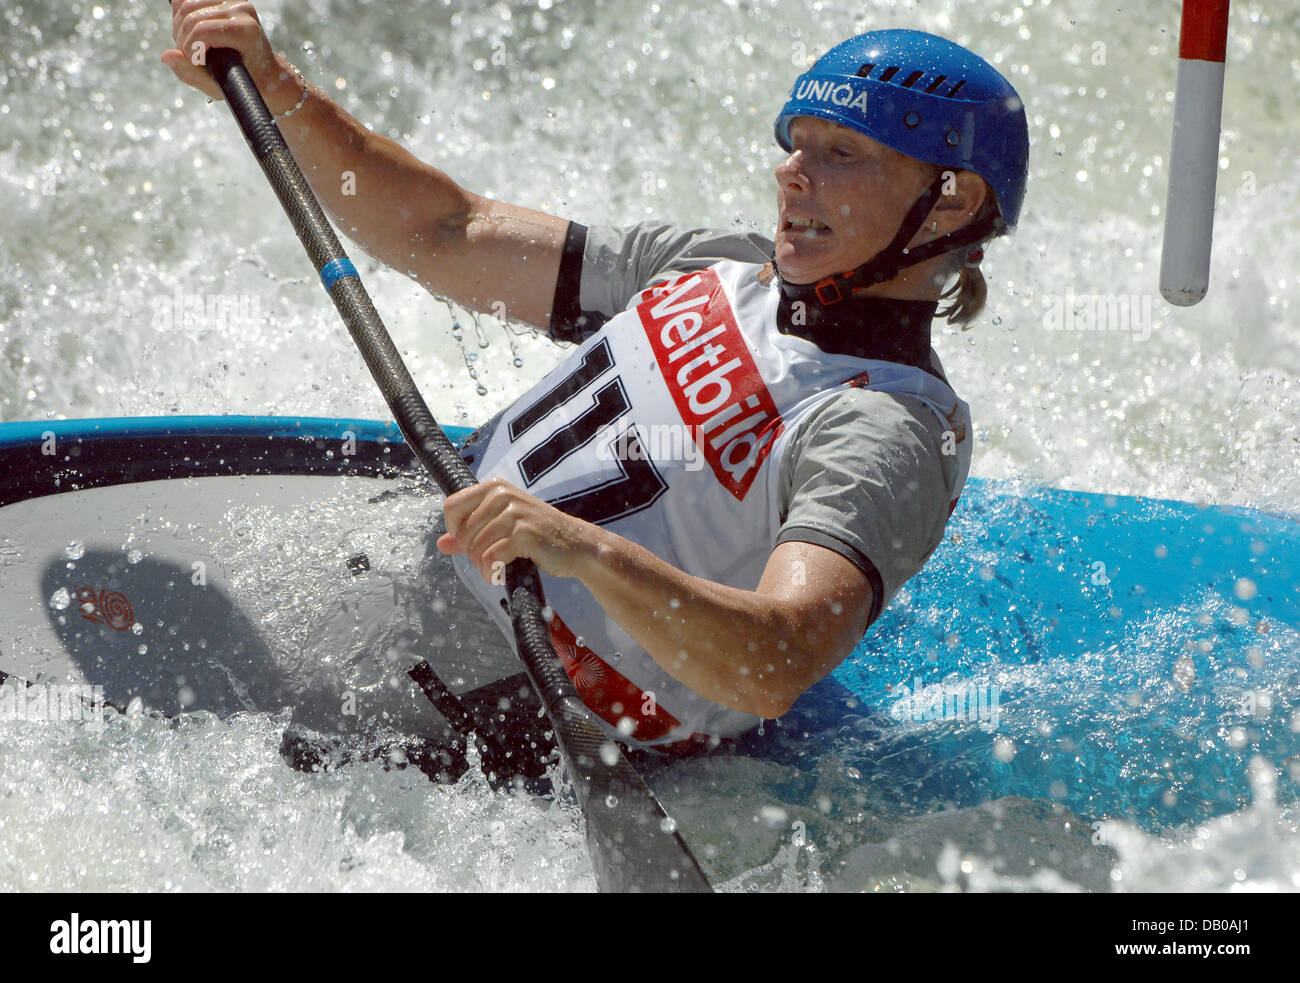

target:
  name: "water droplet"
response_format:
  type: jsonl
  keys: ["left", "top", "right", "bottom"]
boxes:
{"left": 49, "top": 587, "right": 71, "bottom": 610}
{"left": 993, "top": 737, "right": 1017, "bottom": 762}
{"left": 659, "top": 817, "right": 677, "bottom": 834}
{"left": 127, "top": 549, "right": 143, "bottom": 564}
{"left": 599, "top": 741, "right": 620, "bottom": 766}
{"left": 604, "top": 794, "right": 618, "bottom": 809}
{"left": 63, "top": 542, "right": 85, "bottom": 560}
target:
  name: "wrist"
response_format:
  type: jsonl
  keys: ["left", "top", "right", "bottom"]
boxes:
{"left": 570, "top": 522, "right": 619, "bottom": 584}
{"left": 259, "top": 52, "right": 308, "bottom": 117}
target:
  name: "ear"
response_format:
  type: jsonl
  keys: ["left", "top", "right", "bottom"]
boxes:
{"left": 930, "top": 171, "right": 989, "bottom": 231}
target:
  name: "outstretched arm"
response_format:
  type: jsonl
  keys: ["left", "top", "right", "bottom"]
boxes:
{"left": 163, "top": 0, "right": 568, "bottom": 330}
{"left": 437, "top": 478, "right": 873, "bottom": 718}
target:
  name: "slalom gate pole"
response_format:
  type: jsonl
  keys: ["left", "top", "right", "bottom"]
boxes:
{"left": 1160, "top": 0, "right": 1230, "bottom": 306}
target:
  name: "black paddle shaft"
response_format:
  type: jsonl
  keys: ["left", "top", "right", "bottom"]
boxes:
{"left": 196, "top": 45, "right": 710, "bottom": 892}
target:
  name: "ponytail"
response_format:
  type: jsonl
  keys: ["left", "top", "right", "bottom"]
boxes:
{"left": 938, "top": 255, "right": 988, "bottom": 328}
{"left": 936, "top": 188, "right": 1000, "bottom": 328}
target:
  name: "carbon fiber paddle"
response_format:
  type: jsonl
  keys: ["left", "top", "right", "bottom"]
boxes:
{"left": 187, "top": 44, "right": 710, "bottom": 893}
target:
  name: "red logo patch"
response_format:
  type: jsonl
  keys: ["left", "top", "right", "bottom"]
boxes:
{"left": 548, "top": 612, "right": 680, "bottom": 744}
{"left": 75, "top": 587, "right": 134, "bottom": 630}
{"left": 636, "top": 270, "right": 783, "bottom": 501}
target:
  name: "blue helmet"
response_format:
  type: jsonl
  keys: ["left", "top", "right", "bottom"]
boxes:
{"left": 774, "top": 30, "right": 1029, "bottom": 231}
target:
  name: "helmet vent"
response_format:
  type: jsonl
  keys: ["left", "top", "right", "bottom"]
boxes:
{"left": 856, "top": 65, "right": 972, "bottom": 99}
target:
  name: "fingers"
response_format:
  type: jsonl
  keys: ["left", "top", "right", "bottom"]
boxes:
{"left": 436, "top": 527, "right": 515, "bottom": 583}
{"left": 172, "top": 0, "right": 237, "bottom": 57}
{"left": 441, "top": 477, "right": 512, "bottom": 527}
{"left": 439, "top": 480, "right": 588, "bottom": 582}
{"left": 460, "top": 486, "right": 521, "bottom": 576}
{"left": 438, "top": 523, "right": 520, "bottom": 581}
{"left": 439, "top": 482, "right": 489, "bottom": 542}
{"left": 440, "top": 480, "right": 531, "bottom": 579}
{"left": 165, "top": 0, "right": 274, "bottom": 98}
{"left": 464, "top": 513, "right": 525, "bottom": 578}
{"left": 160, "top": 49, "right": 224, "bottom": 101}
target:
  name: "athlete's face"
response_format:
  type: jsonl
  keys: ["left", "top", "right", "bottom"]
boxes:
{"left": 773, "top": 117, "right": 935, "bottom": 285}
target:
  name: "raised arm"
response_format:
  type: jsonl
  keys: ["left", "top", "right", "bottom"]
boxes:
{"left": 163, "top": 0, "right": 568, "bottom": 331}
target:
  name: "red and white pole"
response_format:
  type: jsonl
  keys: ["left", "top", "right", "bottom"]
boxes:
{"left": 1160, "top": 0, "right": 1230, "bottom": 306}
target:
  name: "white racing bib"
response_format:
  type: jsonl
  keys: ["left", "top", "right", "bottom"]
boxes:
{"left": 453, "top": 261, "right": 971, "bottom": 746}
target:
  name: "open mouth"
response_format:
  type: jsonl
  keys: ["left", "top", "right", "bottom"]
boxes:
{"left": 784, "top": 215, "right": 832, "bottom": 236}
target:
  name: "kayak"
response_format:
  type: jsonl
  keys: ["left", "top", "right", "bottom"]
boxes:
{"left": 2, "top": 415, "right": 1297, "bottom": 833}
{"left": 0, "top": 415, "right": 537, "bottom": 782}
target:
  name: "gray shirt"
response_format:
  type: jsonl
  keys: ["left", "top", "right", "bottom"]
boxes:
{"left": 569, "top": 222, "right": 965, "bottom": 626}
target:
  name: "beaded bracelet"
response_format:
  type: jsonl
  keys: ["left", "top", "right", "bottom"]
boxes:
{"left": 274, "top": 63, "right": 309, "bottom": 121}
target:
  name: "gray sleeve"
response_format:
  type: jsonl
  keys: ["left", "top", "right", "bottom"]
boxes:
{"left": 579, "top": 222, "right": 775, "bottom": 318}
{"left": 776, "top": 388, "right": 961, "bottom": 628}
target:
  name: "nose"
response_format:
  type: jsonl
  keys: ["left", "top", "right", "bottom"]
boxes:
{"left": 775, "top": 150, "right": 812, "bottom": 193}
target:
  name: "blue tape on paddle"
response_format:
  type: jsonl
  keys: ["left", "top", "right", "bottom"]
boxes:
{"left": 319, "top": 258, "right": 357, "bottom": 291}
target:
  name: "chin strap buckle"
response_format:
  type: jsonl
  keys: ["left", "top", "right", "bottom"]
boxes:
{"left": 814, "top": 276, "right": 847, "bottom": 306}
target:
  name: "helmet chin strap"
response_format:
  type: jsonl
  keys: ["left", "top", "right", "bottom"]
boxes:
{"left": 775, "top": 173, "right": 1003, "bottom": 306}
